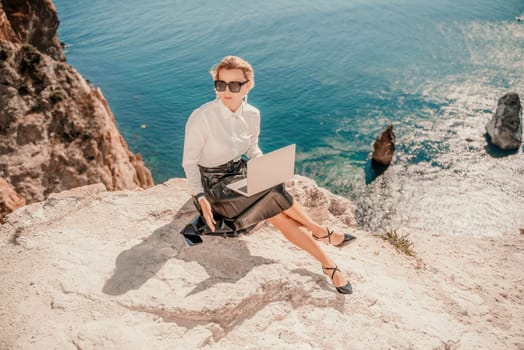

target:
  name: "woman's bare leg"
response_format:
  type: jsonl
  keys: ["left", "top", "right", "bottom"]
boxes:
{"left": 283, "top": 201, "right": 346, "bottom": 245}
{"left": 267, "top": 213, "right": 348, "bottom": 287}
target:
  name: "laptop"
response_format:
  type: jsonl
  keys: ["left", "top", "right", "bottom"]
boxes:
{"left": 226, "top": 144, "right": 296, "bottom": 196}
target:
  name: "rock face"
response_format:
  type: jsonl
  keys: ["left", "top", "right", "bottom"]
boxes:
{"left": 0, "top": 177, "right": 25, "bottom": 222}
{"left": 0, "top": 0, "right": 154, "bottom": 208}
{"left": 1, "top": 177, "right": 522, "bottom": 349}
{"left": 371, "top": 124, "right": 395, "bottom": 166}
{"left": 0, "top": 0, "right": 64, "bottom": 61}
{"left": 485, "top": 92, "right": 522, "bottom": 150}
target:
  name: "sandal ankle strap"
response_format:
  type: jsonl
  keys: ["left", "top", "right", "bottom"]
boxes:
{"left": 313, "top": 228, "right": 334, "bottom": 243}
{"left": 322, "top": 265, "right": 340, "bottom": 279}
{"left": 326, "top": 228, "right": 334, "bottom": 243}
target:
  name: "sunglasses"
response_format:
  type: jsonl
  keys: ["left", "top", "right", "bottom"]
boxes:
{"left": 214, "top": 80, "right": 249, "bottom": 93}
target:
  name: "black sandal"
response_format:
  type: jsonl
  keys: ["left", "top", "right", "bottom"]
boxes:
{"left": 313, "top": 228, "right": 356, "bottom": 247}
{"left": 322, "top": 265, "right": 353, "bottom": 294}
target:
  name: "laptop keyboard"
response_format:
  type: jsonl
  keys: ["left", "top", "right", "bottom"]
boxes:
{"left": 238, "top": 185, "right": 248, "bottom": 193}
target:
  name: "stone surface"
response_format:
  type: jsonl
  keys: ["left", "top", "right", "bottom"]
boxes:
{"left": 0, "top": 1, "right": 154, "bottom": 206}
{"left": 486, "top": 92, "right": 522, "bottom": 150}
{"left": 1, "top": 176, "right": 522, "bottom": 349}
{"left": 0, "top": 2, "right": 17, "bottom": 44}
{"left": 0, "top": 176, "right": 25, "bottom": 222}
{"left": 0, "top": 0, "right": 64, "bottom": 61}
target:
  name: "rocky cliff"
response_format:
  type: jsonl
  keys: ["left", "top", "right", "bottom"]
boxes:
{"left": 1, "top": 176, "right": 522, "bottom": 349}
{"left": 0, "top": 0, "right": 64, "bottom": 61}
{"left": 0, "top": 0, "right": 153, "bottom": 215}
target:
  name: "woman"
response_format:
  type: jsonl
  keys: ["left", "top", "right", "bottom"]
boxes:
{"left": 182, "top": 55, "right": 354, "bottom": 294}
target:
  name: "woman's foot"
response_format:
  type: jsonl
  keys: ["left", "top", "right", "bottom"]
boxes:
{"left": 312, "top": 228, "right": 356, "bottom": 247}
{"left": 322, "top": 265, "right": 353, "bottom": 294}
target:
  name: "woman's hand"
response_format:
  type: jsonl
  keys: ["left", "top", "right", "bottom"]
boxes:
{"left": 198, "top": 196, "right": 216, "bottom": 232}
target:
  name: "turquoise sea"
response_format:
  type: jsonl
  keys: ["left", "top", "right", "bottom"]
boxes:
{"left": 53, "top": 0, "right": 524, "bottom": 235}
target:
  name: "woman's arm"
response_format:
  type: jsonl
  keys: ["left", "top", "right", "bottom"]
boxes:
{"left": 182, "top": 112, "right": 206, "bottom": 195}
{"left": 182, "top": 111, "right": 216, "bottom": 231}
{"left": 246, "top": 110, "right": 263, "bottom": 159}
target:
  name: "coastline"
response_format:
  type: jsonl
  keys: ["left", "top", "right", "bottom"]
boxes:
{"left": 1, "top": 1, "right": 523, "bottom": 348}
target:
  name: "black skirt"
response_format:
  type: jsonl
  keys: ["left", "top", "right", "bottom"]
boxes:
{"left": 197, "top": 158, "right": 293, "bottom": 233}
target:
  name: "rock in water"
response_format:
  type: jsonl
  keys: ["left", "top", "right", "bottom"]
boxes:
{"left": 371, "top": 124, "right": 395, "bottom": 166}
{"left": 485, "top": 93, "right": 522, "bottom": 150}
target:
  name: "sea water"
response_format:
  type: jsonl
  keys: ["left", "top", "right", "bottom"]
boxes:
{"left": 53, "top": 0, "right": 524, "bottom": 235}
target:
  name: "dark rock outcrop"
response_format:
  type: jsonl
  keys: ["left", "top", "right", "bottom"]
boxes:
{"left": 371, "top": 124, "right": 395, "bottom": 166}
{"left": 485, "top": 93, "right": 522, "bottom": 150}
{"left": 0, "top": 0, "right": 64, "bottom": 61}
{"left": 364, "top": 124, "right": 395, "bottom": 185}
{"left": 0, "top": 0, "right": 154, "bottom": 214}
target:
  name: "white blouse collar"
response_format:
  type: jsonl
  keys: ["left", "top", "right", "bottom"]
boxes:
{"left": 217, "top": 98, "right": 245, "bottom": 118}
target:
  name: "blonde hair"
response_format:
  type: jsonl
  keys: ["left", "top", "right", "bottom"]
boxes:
{"left": 210, "top": 55, "right": 255, "bottom": 89}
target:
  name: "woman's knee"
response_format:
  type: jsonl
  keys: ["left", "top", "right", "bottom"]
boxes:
{"left": 268, "top": 212, "right": 290, "bottom": 227}
{"left": 282, "top": 201, "right": 297, "bottom": 213}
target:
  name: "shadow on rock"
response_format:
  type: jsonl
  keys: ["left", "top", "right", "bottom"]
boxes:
{"left": 291, "top": 268, "right": 341, "bottom": 298}
{"left": 102, "top": 199, "right": 197, "bottom": 296}
{"left": 484, "top": 134, "right": 519, "bottom": 158}
{"left": 178, "top": 236, "right": 276, "bottom": 296}
{"left": 102, "top": 222, "right": 188, "bottom": 296}
{"left": 103, "top": 198, "right": 275, "bottom": 297}
{"left": 364, "top": 158, "right": 390, "bottom": 185}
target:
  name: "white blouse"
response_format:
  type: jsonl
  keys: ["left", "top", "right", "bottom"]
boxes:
{"left": 182, "top": 98, "right": 263, "bottom": 195}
